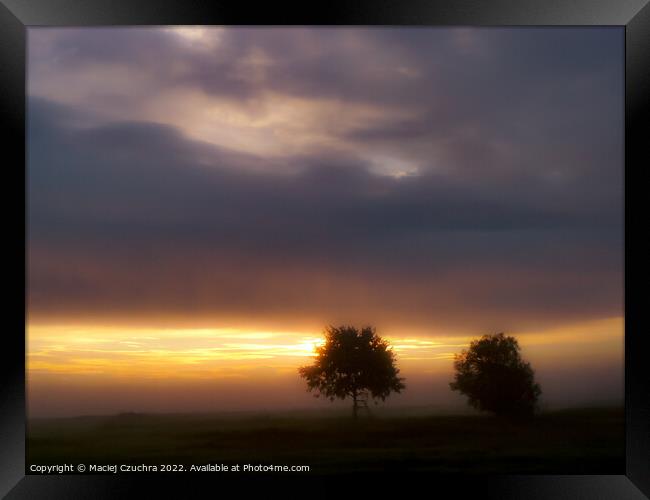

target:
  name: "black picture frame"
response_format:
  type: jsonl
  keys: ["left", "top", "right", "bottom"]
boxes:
{"left": 1, "top": 1, "right": 648, "bottom": 498}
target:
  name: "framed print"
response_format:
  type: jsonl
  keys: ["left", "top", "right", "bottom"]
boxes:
{"left": 1, "top": 1, "right": 648, "bottom": 498}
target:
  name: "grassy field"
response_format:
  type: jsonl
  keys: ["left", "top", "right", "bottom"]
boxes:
{"left": 27, "top": 407, "right": 624, "bottom": 474}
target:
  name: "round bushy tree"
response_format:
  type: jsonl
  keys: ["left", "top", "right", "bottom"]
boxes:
{"left": 450, "top": 333, "right": 541, "bottom": 418}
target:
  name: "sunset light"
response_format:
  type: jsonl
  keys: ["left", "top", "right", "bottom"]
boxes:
{"left": 28, "top": 317, "right": 622, "bottom": 388}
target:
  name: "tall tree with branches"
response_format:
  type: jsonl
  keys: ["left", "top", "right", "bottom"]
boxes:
{"left": 299, "top": 326, "right": 405, "bottom": 418}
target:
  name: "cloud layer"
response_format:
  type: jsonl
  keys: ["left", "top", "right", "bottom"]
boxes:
{"left": 28, "top": 27, "right": 623, "bottom": 334}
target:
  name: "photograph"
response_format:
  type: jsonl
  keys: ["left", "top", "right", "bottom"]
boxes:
{"left": 25, "top": 26, "right": 625, "bottom": 475}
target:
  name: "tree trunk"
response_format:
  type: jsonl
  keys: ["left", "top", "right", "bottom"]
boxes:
{"left": 352, "top": 390, "right": 358, "bottom": 420}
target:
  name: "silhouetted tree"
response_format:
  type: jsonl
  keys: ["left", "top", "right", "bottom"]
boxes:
{"left": 299, "top": 326, "right": 405, "bottom": 418}
{"left": 450, "top": 333, "right": 541, "bottom": 419}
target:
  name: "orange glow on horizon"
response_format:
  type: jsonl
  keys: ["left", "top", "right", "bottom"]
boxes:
{"left": 27, "top": 317, "right": 623, "bottom": 382}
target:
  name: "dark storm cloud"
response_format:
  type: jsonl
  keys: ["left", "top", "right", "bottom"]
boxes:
{"left": 27, "top": 28, "right": 623, "bottom": 331}
{"left": 28, "top": 92, "right": 622, "bottom": 330}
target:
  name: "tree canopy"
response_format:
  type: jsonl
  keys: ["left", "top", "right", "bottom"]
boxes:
{"left": 450, "top": 333, "right": 541, "bottom": 418}
{"left": 298, "top": 326, "right": 405, "bottom": 418}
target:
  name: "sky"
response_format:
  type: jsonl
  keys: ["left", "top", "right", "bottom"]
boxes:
{"left": 27, "top": 27, "right": 624, "bottom": 417}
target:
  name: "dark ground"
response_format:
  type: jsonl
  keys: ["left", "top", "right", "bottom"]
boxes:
{"left": 26, "top": 406, "right": 624, "bottom": 474}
